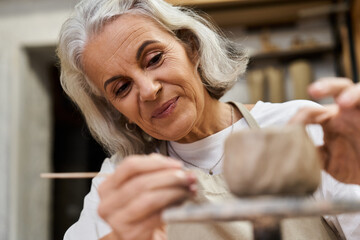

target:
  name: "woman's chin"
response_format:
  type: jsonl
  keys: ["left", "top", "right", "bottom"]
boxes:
{"left": 150, "top": 126, "right": 192, "bottom": 142}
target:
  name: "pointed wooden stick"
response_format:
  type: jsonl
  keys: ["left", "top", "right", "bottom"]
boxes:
{"left": 40, "top": 172, "right": 109, "bottom": 179}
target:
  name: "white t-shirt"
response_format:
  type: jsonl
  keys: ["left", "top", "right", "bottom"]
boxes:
{"left": 64, "top": 100, "right": 360, "bottom": 240}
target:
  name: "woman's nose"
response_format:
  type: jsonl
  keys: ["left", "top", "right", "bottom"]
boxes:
{"left": 138, "top": 78, "right": 162, "bottom": 102}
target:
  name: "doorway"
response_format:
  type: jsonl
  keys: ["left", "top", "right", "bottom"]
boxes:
{"left": 26, "top": 46, "right": 106, "bottom": 240}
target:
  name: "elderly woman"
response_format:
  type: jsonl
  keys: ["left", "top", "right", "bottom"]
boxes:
{"left": 57, "top": 0, "right": 360, "bottom": 239}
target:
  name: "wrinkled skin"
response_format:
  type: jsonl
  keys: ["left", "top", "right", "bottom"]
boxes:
{"left": 290, "top": 77, "right": 360, "bottom": 185}
{"left": 98, "top": 154, "right": 196, "bottom": 240}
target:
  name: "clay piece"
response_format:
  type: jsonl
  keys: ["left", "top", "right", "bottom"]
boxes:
{"left": 289, "top": 60, "right": 313, "bottom": 100}
{"left": 223, "top": 125, "right": 321, "bottom": 197}
{"left": 265, "top": 66, "right": 285, "bottom": 103}
{"left": 246, "top": 69, "right": 265, "bottom": 103}
{"left": 260, "top": 31, "right": 279, "bottom": 52}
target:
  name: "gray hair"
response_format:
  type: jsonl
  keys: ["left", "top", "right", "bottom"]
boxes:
{"left": 57, "top": 0, "right": 248, "bottom": 157}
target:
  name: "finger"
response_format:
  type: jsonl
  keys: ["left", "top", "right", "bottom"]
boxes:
{"left": 115, "top": 154, "right": 184, "bottom": 183}
{"left": 288, "top": 105, "right": 338, "bottom": 125}
{"left": 99, "top": 154, "right": 183, "bottom": 197}
{"left": 108, "top": 212, "right": 163, "bottom": 240}
{"left": 153, "top": 226, "right": 167, "bottom": 240}
{"left": 124, "top": 187, "right": 191, "bottom": 223}
{"left": 98, "top": 169, "right": 196, "bottom": 218}
{"left": 336, "top": 83, "right": 360, "bottom": 108}
{"left": 308, "top": 78, "right": 353, "bottom": 99}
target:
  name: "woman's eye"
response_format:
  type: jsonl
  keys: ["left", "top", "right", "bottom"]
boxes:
{"left": 114, "top": 82, "right": 131, "bottom": 97}
{"left": 147, "top": 53, "right": 162, "bottom": 68}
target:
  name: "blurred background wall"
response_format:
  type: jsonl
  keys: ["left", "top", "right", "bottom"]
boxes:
{"left": 0, "top": 0, "right": 358, "bottom": 240}
{"left": 0, "top": 1, "right": 105, "bottom": 240}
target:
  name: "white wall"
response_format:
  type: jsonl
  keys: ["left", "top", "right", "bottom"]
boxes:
{"left": 0, "top": 4, "right": 73, "bottom": 239}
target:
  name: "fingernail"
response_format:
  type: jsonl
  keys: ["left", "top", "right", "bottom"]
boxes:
{"left": 338, "top": 94, "right": 353, "bottom": 107}
{"left": 311, "top": 81, "right": 325, "bottom": 93}
{"left": 174, "top": 170, "right": 186, "bottom": 179}
{"left": 186, "top": 171, "right": 197, "bottom": 183}
{"left": 189, "top": 183, "right": 197, "bottom": 193}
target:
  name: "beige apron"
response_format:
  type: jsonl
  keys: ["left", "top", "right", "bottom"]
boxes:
{"left": 161, "top": 102, "right": 339, "bottom": 240}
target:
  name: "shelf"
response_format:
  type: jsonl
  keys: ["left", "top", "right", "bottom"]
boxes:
{"left": 166, "top": 0, "right": 332, "bottom": 27}
{"left": 250, "top": 45, "right": 334, "bottom": 61}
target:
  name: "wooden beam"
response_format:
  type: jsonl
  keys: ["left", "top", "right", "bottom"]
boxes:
{"left": 166, "top": 0, "right": 325, "bottom": 8}
{"left": 167, "top": 0, "right": 247, "bottom": 5}
{"left": 166, "top": 0, "right": 331, "bottom": 27}
{"left": 203, "top": 2, "right": 331, "bottom": 27}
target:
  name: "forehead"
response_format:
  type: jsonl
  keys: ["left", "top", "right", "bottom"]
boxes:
{"left": 84, "top": 13, "right": 173, "bottom": 61}
{"left": 82, "top": 13, "right": 176, "bottom": 84}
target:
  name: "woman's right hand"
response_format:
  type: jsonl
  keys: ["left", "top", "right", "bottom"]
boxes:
{"left": 290, "top": 78, "right": 360, "bottom": 185}
{"left": 98, "top": 153, "right": 196, "bottom": 240}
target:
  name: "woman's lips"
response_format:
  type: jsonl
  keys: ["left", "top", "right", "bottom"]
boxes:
{"left": 152, "top": 97, "right": 179, "bottom": 119}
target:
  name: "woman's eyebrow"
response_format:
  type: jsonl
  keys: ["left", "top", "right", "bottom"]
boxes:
{"left": 103, "top": 40, "right": 160, "bottom": 91}
{"left": 136, "top": 40, "right": 159, "bottom": 61}
{"left": 103, "top": 75, "right": 123, "bottom": 91}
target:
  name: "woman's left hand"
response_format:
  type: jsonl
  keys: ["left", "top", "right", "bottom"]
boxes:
{"left": 290, "top": 77, "right": 360, "bottom": 185}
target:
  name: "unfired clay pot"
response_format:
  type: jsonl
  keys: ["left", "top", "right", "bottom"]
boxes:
{"left": 223, "top": 125, "right": 321, "bottom": 197}
{"left": 246, "top": 69, "right": 265, "bottom": 103}
{"left": 265, "top": 66, "right": 285, "bottom": 103}
{"left": 289, "top": 60, "right": 313, "bottom": 100}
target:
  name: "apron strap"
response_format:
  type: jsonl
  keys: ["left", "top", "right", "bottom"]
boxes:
{"left": 230, "top": 101, "right": 260, "bottom": 130}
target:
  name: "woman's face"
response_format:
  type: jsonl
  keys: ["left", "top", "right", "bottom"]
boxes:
{"left": 82, "top": 14, "right": 208, "bottom": 141}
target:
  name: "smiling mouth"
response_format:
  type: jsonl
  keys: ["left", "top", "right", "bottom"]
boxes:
{"left": 152, "top": 97, "right": 179, "bottom": 119}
